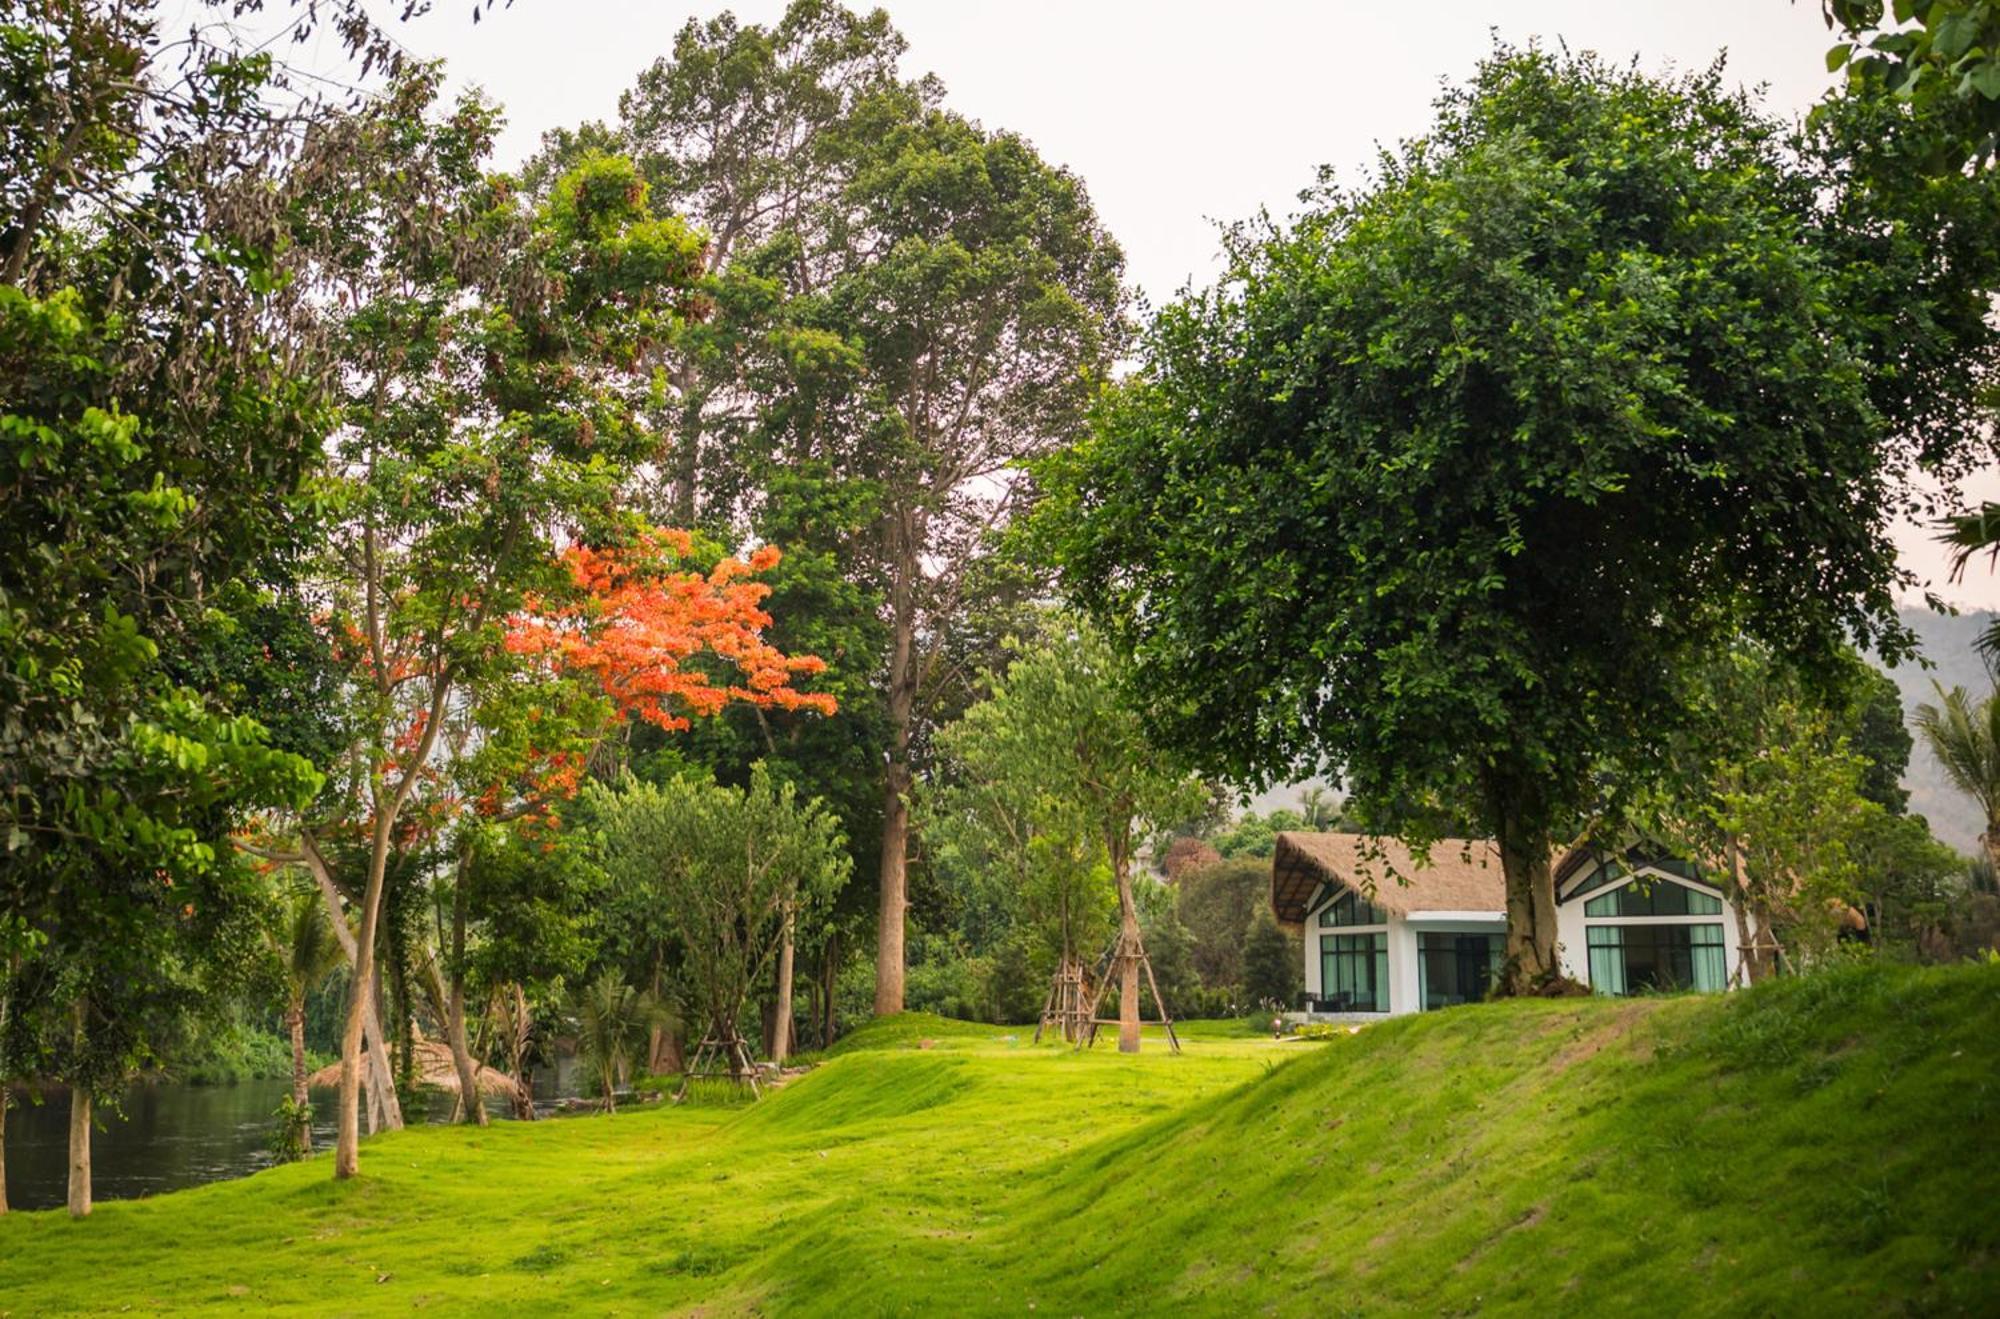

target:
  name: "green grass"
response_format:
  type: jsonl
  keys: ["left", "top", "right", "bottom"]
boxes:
{"left": 3, "top": 962, "right": 1995, "bottom": 1315}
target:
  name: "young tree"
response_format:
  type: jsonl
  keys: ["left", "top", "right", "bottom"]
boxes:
{"left": 933, "top": 621, "right": 1203, "bottom": 1052}
{"left": 269, "top": 884, "right": 343, "bottom": 1152}
{"left": 569, "top": 970, "right": 655, "bottom": 1115}
{"left": 1038, "top": 47, "right": 2000, "bottom": 995}
{"left": 591, "top": 766, "right": 849, "bottom": 1091}
{"left": 1241, "top": 908, "right": 1301, "bottom": 1011}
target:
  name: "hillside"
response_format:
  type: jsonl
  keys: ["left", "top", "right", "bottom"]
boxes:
{"left": 1, "top": 965, "right": 1995, "bottom": 1314}
{"left": 1888, "top": 605, "right": 1997, "bottom": 855}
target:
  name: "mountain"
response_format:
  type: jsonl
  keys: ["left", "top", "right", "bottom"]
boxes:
{"left": 1886, "top": 605, "right": 1996, "bottom": 856}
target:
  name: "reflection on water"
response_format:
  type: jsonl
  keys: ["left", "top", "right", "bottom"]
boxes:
{"left": 2, "top": 1057, "right": 579, "bottom": 1212}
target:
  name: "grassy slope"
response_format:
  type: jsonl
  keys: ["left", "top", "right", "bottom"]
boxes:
{"left": 1, "top": 963, "right": 1994, "bottom": 1316}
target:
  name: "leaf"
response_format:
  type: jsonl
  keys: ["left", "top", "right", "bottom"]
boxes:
{"left": 1828, "top": 43, "right": 1855, "bottom": 72}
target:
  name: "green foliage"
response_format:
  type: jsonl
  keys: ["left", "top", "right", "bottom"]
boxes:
{"left": 1914, "top": 681, "right": 2000, "bottom": 852}
{"left": 1175, "top": 859, "right": 1268, "bottom": 990}
{"left": 267, "top": 1095, "right": 314, "bottom": 1164}
{"left": 1240, "top": 908, "right": 1301, "bottom": 1010}
{"left": 1825, "top": 0, "right": 2000, "bottom": 168}
{"left": 567, "top": 970, "right": 658, "bottom": 1111}
{"left": 590, "top": 766, "right": 850, "bottom": 1056}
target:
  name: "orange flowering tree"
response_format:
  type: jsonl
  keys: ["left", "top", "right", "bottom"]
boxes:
{"left": 506, "top": 528, "right": 836, "bottom": 740}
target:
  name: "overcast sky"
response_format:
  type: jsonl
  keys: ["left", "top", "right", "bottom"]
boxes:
{"left": 297, "top": 0, "right": 1998, "bottom": 609}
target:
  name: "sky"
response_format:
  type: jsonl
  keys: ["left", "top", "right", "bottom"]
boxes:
{"left": 278, "top": 0, "right": 1998, "bottom": 609}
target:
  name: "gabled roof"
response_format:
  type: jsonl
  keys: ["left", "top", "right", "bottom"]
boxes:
{"left": 1271, "top": 832, "right": 1509, "bottom": 924}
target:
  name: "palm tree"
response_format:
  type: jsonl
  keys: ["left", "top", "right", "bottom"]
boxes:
{"left": 271, "top": 885, "right": 344, "bottom": 1152}
{"left": 570, "top": 971, "right": 655, "bottom": 1116}
{"left": 1913, "top": 681, "right": 2000, "bottom": 871}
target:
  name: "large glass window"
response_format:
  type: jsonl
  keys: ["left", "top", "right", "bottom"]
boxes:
{"left": 1318, "top": 889, "right": 1388, "bottom": 928}
{"left": 1319, "top": 932, "right": 1389, "bottom": 1012}
{"left": 1586, "top": 924, "right": 1725, "bottom": 995}
{"left": 1417, "top": 933, "right": 1504, "bottom": 1009}
{"left": 1583, "top": 879, "right": 1723, "bottom": 918}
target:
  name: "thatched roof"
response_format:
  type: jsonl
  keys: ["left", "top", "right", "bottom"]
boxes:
{"left": 1271, "top": 832, "right": 1511, "bottom": 925}
{"left": 307, "top": 1039, "right": 522, "bottom": 1099}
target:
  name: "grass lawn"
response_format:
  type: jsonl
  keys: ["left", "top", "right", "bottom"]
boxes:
{"left": 2, "top": 961, "right": 1995, "bottom": 1315}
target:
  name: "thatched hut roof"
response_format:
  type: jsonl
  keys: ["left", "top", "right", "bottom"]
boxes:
{"left": 1271, "top": 832, "right": 1511, "bottom": 925}
{"left": 307, "top": 1039, "right": 522, "bottom": 1099}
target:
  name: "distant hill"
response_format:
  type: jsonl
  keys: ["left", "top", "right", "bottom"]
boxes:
{"left": 1886, "top": 605, "right": 1995, "bottom": 856}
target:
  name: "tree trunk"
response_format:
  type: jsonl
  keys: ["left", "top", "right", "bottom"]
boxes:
{"left": 1113, "top": 842, "right": 1142, "bottom": 1053}
{"left": 875, "top": 759, "right": 910, "bottom": 1017}
{"left": 66, "top": 1085, "right": 90, "bottom": 1219}
{"left": 286, "top": 1003, "right": 312, "bottom": 1154}
{"left": 773, "top": 906, "right": 796, "bottom": 1065}
{"left": 335, "top": 818, "right": 398, "bottom": 1179}
{"left": 1, "top": 1082, "right": 9, "bottom": 1216}
{"left": 875, "top": 544, "right": 918, "bottom": 1017}
{"left": 308, "top": 858, "right": 402, "bottom": 1150}
{"left": 1493, "top": 807, "right": 1560, "bottom": 995}
{"left": 822, "top": 930, "right": 840, "bottom": 1047}
{"left": 443, "top": 871, "right": 488, "bottom": 1126}
{"left": 507, "top": 983, "right": 536, "bottom": 1121}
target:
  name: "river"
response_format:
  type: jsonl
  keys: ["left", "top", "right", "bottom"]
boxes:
{"left": 2, "top": 1062, "right": 581, "bottom": 1212}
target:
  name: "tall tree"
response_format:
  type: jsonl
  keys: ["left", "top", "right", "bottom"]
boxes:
{"left": 1038, "top": 47, "right": 2000, "bottom": 994}
{"left": 251, "top": 75, "right": 707, "bottom": 1178}
{"left": 0, "top": 0, "right": 345, "bottom": 1215}
{"left": 814, "top": 109, "right": 1127, "bottom": 1016}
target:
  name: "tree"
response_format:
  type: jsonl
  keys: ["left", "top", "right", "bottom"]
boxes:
{"left": 931, "top": 621, "right": 1203, "bottom": 1051}
{"left": 805, "top": 107, "right": 1127, "bottom": 1018}
{"left": 1914, "top": 683, "right": 2000, "bottom": 871}
{"left": 591, "top": 766, "right": 849, "bottom": 1092}
{"left": 1038, "top": 47, "right": 1997, "bottom": 995}
{"left": 569, "top": 971, "right": 655, "bottom": 1115}
{"left": 1652, "top": 644, "right": 1920, "bottom": 980}
{"left": 1241, "top": 909, "right": 1300, "bottom": 1011}
{"left": 1, "top": 1, "right": 345, "bottom": 1216}
{"left": 1174, "top": 859, "right": 1269, "bottom": 989}
{"left": 248, "top": 75, "right": 708, "bottom": 1179}
{"left": 269, "top": 884, "right": 343, "bottom": 1154}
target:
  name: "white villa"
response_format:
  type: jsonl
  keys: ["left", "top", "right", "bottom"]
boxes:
{"left": 1270, "top": 832, "right": 1755, "bottom": 1016}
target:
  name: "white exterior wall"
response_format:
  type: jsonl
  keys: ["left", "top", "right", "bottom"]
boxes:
{"left": 1300, "top": 897, "right": 1507, "bottom": 1016}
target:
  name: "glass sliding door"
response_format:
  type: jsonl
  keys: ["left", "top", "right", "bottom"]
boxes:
{"left": 1319, "top": 932, "right": 1389, "bottom": 1012}
{"left": 1417, "top": 933, "right": 1504, "bottom": 1009}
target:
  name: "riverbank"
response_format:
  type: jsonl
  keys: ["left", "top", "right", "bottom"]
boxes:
{"left": 2, "top": 961, "right": 1994, "bottom": 1313}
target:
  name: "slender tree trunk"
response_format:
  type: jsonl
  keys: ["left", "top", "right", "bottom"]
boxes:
{"left": 1493, "top": 803, "right": 1560, "bottom": 995}
{"left": 308, "top": 859, "right": 402, "bottom": 1141}
{"left": 647, "top": 950, "right": 667, "bottom": 1076}
{"left": 336, "top": 818, "right": 397, "bottom": 1179}
{"left": 442, "top": 871, "right": 488, "bottom": 1126}
{"left": 66, "top": 1085, "right": 90, "bottom": 1219}
{"left": 875, "top": 542, "right": 918, "bottom": 1017}
{"left": 822, "top": 931, "right": 840, "bottom": 1046}
{"left": 507, "top": 983, "right": 535, "bottom": 1121}
{"left": 773, "top": 906, "right": 796, "bottom": 1065}
{"left": 286, "top": 1003, "right": 312, "bottom": 1154}
{"left": 1114, "top": 849, "right": 1142, "bottom": 1054}
{"left": 1, "top": 1081, "right": 9, "bottom": 1216}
